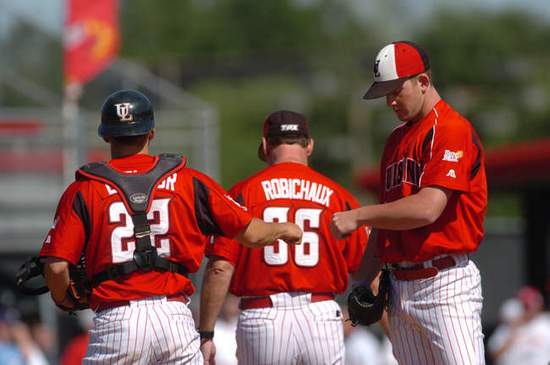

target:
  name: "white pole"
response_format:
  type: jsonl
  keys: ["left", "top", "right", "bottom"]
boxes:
{"left": 62, "top": 83, "right": 83, "bottom": 185}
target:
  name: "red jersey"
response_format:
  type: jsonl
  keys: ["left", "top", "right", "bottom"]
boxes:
{"left": 378, "top": 99, "right": 487, "bottom": 262}
{"left": 208, "top": 162, "right": 368, "bottom": 297}
{"left": 39, "top": 154, "right": 252, "bottom": 308}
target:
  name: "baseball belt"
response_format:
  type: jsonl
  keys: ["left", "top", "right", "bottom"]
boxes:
{"left": 391, "top": 255, "right": 457, "bottom": 281}
{"left": 93, "top": 293, "right": 189, "bottom": 313}
{"left": 239, "top": 293, "right": 334, "bottom": 310}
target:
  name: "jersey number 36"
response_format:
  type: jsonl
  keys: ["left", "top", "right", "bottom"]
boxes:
{"left": 263, "top": 207, "right": 321, "bottom": 267}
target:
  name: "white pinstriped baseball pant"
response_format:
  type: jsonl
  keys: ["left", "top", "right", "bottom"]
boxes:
{"left": 388, "top": 255, "right": 485, "bottom": 365}
{"left": 84, "top": 296, "right": 202, "bottom": 365}
{"left": 236, "top": 292, "right": 344, "bottom": 365}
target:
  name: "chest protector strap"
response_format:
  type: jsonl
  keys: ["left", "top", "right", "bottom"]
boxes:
{"left": 76, "top": 154, "right": 188, "bottom": 288}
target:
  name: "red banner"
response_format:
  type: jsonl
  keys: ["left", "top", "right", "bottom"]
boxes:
{"left": 64, "top": 0, "right": 119, "bottom": 85}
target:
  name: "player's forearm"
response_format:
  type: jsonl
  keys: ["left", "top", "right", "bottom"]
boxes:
{"left": 355, "top": 187, "right": 449, "bottom": 230}
{"left": 43, "top": 257, "right": 71, "bottom": 303}
{"left": 236, "top": 217, "right": 301, "bottom": 248}
{"left": 352, "top": 230, "right": 382, "bottom": 283}
{"left": 199, "top": 259, "right": 235, "bottom": 332}
{"left": 354, "top": 202, "right": 432, "bottom": 230}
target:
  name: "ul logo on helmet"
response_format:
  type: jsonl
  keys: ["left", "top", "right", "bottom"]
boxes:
{"left": 114, "top": 103, "right": 134, "bottom": 122}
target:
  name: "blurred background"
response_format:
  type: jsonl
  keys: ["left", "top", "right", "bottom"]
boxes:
{"left": 1, "top": 0, "right": 550, "bottom": 363}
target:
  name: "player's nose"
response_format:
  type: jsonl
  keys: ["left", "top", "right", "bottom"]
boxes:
{"left": 386, "top": 94, "right": 397, "bottom": 107}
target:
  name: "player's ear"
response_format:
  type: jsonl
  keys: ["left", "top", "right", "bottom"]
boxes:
{"left": 148, "top": 129, "right": 156, "bottom": 142}
{"left": 418, "top": 73, "right": 430, "bottom": 93}
{"left": 261, "top": 137, "right": 269, "bottom": 158}
{"left": 306, "top": 138, "right": 314, "bottom": 157}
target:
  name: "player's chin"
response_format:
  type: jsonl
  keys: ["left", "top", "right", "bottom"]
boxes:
{"left": 394, "top": 110, "right": 409, "bottom": 121}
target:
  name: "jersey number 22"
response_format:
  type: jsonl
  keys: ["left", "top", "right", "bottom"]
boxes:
{"left": 109, "top": 198, "right": 171, "bottom": 263}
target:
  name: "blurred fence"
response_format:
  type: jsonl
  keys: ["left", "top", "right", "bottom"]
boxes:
{"left": 0, "top": 103, "right": 218, "bottom": 254}
{"left": 0, "top": 57, "right": 220, "bottom": 358}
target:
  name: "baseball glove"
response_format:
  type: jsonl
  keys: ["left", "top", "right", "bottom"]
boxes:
{"left": 55, "top": 264, "right": 91, "bottom": 312}
{"left": 347, "top": 269, "right": 390, "bottom": 326}
{"left": 15, "top": 257, "right": 49, "bottom": 295}
{"left": 16, "top": 256, "right": 91, "bottom": 313}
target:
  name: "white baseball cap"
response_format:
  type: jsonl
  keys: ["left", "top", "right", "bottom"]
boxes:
{"left": 363, "top": 41, "right": 430, "bottom": 99}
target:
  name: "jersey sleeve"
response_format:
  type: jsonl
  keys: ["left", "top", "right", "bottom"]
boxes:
{"left": 420, "top": 120, "right": 476, "bottom": 192}
{"left": 191, "top": 171, "right": 253, "bottom": 239}
{"left": 205, "top": 181, "right": 248, "bottom": 263}
{"left": 206, "top": 235, "right": 242, "bottom": 265}
{"left": 39, "top": 182, "right": 87, "bottom": 265}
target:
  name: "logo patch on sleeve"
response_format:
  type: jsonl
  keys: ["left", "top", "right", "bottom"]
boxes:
{"left": 446, "top": 169, "right": 456, "bottom": 178}
{"left": 442, "top": 150, "right": 463, "bottom": 162}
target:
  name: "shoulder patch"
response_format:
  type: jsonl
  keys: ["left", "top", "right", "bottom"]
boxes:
{"left": 442, "top": 150, "right": 463, "bottom": 162}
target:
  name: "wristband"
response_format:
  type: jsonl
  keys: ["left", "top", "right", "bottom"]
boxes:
{"left": 199, "top": 330, "right": 214, "bottom": 340}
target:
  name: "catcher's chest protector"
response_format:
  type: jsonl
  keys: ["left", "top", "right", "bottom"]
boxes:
{"left": 77, "top": 154, "right": 189, "bottom": 287}
{"left": 77, "top": 153, "right": 185, "bottom": 214}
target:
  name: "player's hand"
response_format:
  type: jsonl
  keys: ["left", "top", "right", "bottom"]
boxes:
{"left": 331, "top": 210, "right": 359, "bottom": 239}
{"left": 280, "top": 222, "right": 303, "bottom": 245}
{"left": 200, "top": 339, "right": 216, "bottom": 365}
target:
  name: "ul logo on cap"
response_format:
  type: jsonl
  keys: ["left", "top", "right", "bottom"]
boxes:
{"left": 115, "top": 103, "right": 134, "bottom": 122}
{"left": 373, "top": 59, "right": 381, "bottom": 78}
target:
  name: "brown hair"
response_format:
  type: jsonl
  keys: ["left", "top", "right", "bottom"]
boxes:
{"left": 267, "top": 135, "right": 308, "bottom": 149}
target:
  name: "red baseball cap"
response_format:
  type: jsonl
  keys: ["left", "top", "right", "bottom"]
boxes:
{"left": 258, "top": 110, "right": 310, "bottom": 161}
{"left": 363, "top": 41, "right": 430, "bottom": 99}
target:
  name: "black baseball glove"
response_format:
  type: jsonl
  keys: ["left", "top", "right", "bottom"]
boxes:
{"left": 16, "top": 257, "right": 49, "bottom": 295}
{"left": 347, "top": 269, "right": 390, "bottom": 326}
{"left": 16, "top": 256, "right": 91, "bottom": 313}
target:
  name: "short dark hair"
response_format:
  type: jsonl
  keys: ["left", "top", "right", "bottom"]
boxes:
{"left": 110, "top": 133, "right": 149, "bottom": 146}
{"left": 425, "top": 69, "right": 434, "bottom": 83}
{"left": 267, "top": 135, "right": 308, "bottom": 149}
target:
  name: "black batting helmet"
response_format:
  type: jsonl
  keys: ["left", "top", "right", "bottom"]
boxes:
{"left": 99, "top": 90, "right": 155, "bottom": 138}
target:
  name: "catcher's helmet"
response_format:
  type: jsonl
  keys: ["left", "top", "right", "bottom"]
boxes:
{"left": 99, "top": 90, "right": 155, "bottom": 138}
